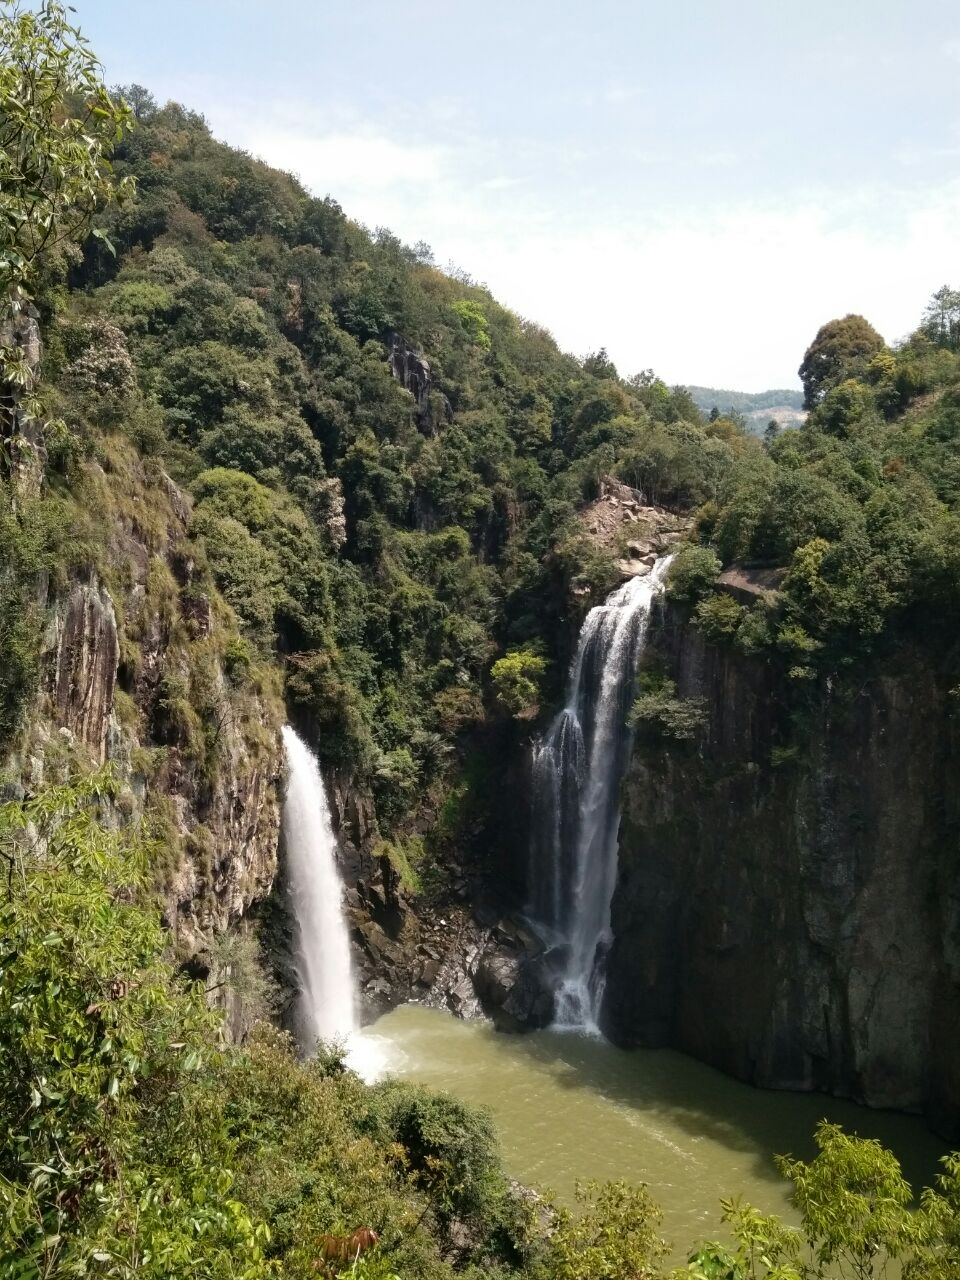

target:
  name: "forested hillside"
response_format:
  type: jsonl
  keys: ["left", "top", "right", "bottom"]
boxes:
{"left": 9, "top": 77, "right": 960, "bottom": 849}
{"left": 6, "top": 4, "right": 960, "bottom": 1275}
{"left": 1, "top": 80, "right": 712, "bottom": 856}
{"left": 686, "top": 385, "right": 806, "bottom": 435}
{"left": 687, "top": 387, "right": 805, "bottom": 415}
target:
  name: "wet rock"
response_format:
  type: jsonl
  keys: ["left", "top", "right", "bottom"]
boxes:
{"left": 474, "top": 951, "right": 522, "bottom": 1006}
{"left": 356, "top": 918, "right": 404, "bottom": 968}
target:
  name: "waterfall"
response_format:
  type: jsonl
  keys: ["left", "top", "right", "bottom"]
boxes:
{"left": 530, "top": 556, "right": 672, "bottom": 1032}
{"left": 281, "top": 725, "right": 358, "bottom": 1049}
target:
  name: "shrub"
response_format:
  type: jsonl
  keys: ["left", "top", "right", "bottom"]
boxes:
{"left": 369, "top": 1084, "right": 508, "bottom": 1229}
{"left": 534, "top": 1180, "right": 667, "bottom": 1280}
{"left": 630, "top": 672, "right": 706, "bottom": 742}
{"left": 490, "top": 648, "right": 547, "bottom": 718}
{"left": 694, "top": 592, "right": 745, "bottom": 640}
{"left": 667, "top": 543, "right": 722, "bottom": 604}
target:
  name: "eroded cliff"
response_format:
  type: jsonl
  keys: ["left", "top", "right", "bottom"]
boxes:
{"left": 8, "top": 439, "right": 284, "bottom": 982}
{"left": 604, "top": 597, "right": 960, "bottom": 1139}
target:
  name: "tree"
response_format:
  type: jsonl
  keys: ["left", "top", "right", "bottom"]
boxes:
{"left": 687, "top": 1121, "right": 929, "bottom": 1280}
{"left": 0, "top": 1, "right": 132, "bottom": 312}
{"left": 538, "top": 1180, "right": 667, "bottom": 1280}
{"left": 0, "top": 776, "right": 272, "bottom": 1275}
{"left": 0, "top": 0, "right": 132, "bottom": 448}
{"left": 490, "top": 648, "right": 546, "bottom": 717}
{"left": 798, "top": 315, "right": 885, "bottom": 409}
{"left": 921, "top": 284, "right": 960, "bottom": 351}
{"left": 666, "top": 543, "right": 722, "bottom": 603}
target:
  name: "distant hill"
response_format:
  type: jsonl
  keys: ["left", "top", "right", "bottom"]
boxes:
{"left": 686, "top": 385, "right": 805, "bottom": 414}
{"left": 686, "top": 385, "right": 806, "bottom": 436}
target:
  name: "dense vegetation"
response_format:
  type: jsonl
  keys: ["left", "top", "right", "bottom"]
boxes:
{"left": 7, "top": 12, "right": 957, "bottom": 838}
{"left": 673, "top": 305, "right": 960, "bottom": 683}
{"left": 6, "top": 5, "right": 960, "bottom": 1277}
{"left": 5, "top": 778, "right": 960, "bottom": 1279}
{"left": 0, "top": 50, "right": 704, "bottom": 855}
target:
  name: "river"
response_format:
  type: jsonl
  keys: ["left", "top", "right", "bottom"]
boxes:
{"left": 357, "top": 1005, "right": 947, "bottom": 1258}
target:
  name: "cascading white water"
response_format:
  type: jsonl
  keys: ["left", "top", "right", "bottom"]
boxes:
{"left": 281, "top": 725, "right": 358, "bottom": 1049}
{"left": 530, "top": 556, "right": 672, "bottom": 1032}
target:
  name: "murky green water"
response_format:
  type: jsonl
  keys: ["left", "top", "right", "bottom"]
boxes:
{"left": 358, "top": 1005, "right": 947, "bottom": 1256}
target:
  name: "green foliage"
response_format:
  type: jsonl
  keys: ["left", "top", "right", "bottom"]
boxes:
{"left": 0, "top": 1, "right": 132, "bottom": 310}
{"left": 0, "top": 777, "right": 272, "bottom": 1277}
{"left": 374, "top": 836, "right": 424, "bottom": 894}
{"left": 369, "top": 1084, "right": 510, "bottom": 1230}
{"left": 666, "top": 543, "right": 722, "bottom": 605}
{"left": 490, "top": 648, "right": 547, "bottom": 718}
{"left": 532, "top": 1180, "right": 667, "bottom": 1280}
{"left": 451, "top": 299, "right": 492, "bottom": 351}
{"left": 921, "top": 285, "right": 960, "bottom": 352}
{"left": 685, "top": 1120, "right": 960, "bottom": 1280}
{"left": 630, "top": 671, "right": 706, "bottom": 743}
{"left": 798, "top": 315, "right": 886, "bottom": 410}
{"left": 694, "top": 592, "right": 745, "bottom": 640}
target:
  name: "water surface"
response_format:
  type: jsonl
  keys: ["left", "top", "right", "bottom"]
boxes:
{"left": 359, "top": 1005, "right": 947, "bottom": 1255}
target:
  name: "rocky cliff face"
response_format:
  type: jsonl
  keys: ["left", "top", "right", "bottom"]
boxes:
{"left": 0, "top": 307, "right": 46, "bottom": 496}
{"left": 386, "top": 330, "right": 451, "bottom": 436}
{"left": 12, "top": 444, "right": 284, "bottom": 978}
{"left": 603, "top": 601, "right": 960, "bottom": 1139}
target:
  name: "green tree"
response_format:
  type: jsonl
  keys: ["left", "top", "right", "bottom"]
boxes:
{"left": 536, "top": 1180, "right": 667, "bottom": 1280}
{"left": 798, "top": 315, "right": 885, "bottom": 410}
{"left": 490, "top": 648, "right": 547, "bottom": 718}
{"left": 921, "top": 284, "right": 960, "bottom": 351}
{"left": 666, "top": 543, "right": 722, "bottom": 604}
{"left": 0, "top": 776, "right": 272, "bottom": 1276}
{"left": 0, "top": 0, "right": 132, "bottom": 331}
{"left": 687, "top": 1121, "right": 929, "bottom": 1280}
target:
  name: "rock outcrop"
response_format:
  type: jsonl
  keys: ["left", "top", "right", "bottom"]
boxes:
{"left": 603, "top": 602, "right": 960, "bottom": 1139}
{"left": 0, "top": 306, "right": 46, "bottom": 496}
{"left": 44, "top": 578, "right": 119, "bottom": 763}
{"left": 19, "top": 448, "right": 284, "bottom": 972}
{"left": 386, "top": 330, "right": 451, "bottom": 436}
{"left": 579, "top": 476, "right": 688, "bottom": 581}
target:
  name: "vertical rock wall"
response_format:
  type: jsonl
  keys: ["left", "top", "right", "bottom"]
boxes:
{"left": 604, "top": 604, "right": 960, "bottom": 1139}
{"left": 17, "top": 450, "right": 284, "bottom": 967}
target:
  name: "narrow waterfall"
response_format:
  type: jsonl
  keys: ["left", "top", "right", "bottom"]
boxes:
{"left": 281, "top": 725, "right": 358, "bottom": 1049}
{"left": 530, "top": 556, "right": 672, "bottom": 1031}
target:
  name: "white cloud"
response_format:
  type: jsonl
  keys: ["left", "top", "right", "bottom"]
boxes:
{"left": 245, "top": 128, "right": 448, "bottom": 193}
{"left": 219, "top": 109, "right": 960, "bottom": 390}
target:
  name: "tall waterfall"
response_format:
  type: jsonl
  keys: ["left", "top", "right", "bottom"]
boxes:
{"left": 530, "top": 556, "right": 672, "bottom": 1031}
{"left": 281, "top": 725, "right": 358, "bottom": 1049}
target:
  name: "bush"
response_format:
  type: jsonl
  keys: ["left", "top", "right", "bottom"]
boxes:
{"left": 368, "top": 1084, "right": 509, "bottom": 1229}
{"left": 490, "top": 648, "right": 547, "bottom": 718}
{"left": 533, "top": 1180, "right": 667, "bottom": 1280}
{"left": 694, "top": 592, "right": 745, "bottom": 640}
{"left": 666, "top": 543, "right": 722, "bottom": 604}
{"left": 630, "top": 672, "right": 706, "bottom": 742}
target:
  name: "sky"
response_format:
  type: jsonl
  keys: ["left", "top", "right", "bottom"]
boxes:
{"left": 78, "top": 0, "right": 960, "bottom": 390}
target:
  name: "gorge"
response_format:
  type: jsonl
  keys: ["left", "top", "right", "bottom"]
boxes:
{"left": 4, "top": 13, "right": 960, "bottom": 1273}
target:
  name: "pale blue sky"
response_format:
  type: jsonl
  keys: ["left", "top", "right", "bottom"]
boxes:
{"left": 80, "top": 0, "right": 960, "bottom": 389}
